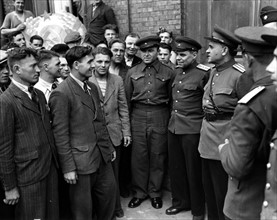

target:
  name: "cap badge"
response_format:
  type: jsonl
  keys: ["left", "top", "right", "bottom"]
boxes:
{"left": 264, "top": 15, "right": 268, "bottom": 20}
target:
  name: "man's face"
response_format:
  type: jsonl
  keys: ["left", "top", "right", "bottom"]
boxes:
{"left": 266, "top": 47, "right": 277, "bottom": 90}
{"left": 47, "top": 56, "right": 61, "bottom": 79}
{"left": 13, "top": 33, "right": 26, "bottom": 47}
{"left": 206, "top": 41, "right": 224, "bottom": 65}
{"left": 94, "top": 53, "right": 111, "bottom": 76}
{"left": 158, "top": 47, "right": 171, "bottom": 63}
{"left": 110, "top": 42, "right": 125, "bottom": 64}
{"left": 125, "top": 36, "right": 139, "bottom": 56}
{"left": 77, "top": 54, "right": 94, "bottom": 80}
{"left": 30, "top": 39, "right": 43, "bottom": 50}
{"left": 59, "top": 57, "right": 70, "bottom": 79}
{"left": 176, "top": 50, "right": 196, "bottom": 68}
{"left": 14, "top": 0, "right": 24, "bottom": 12}
{"left": 104, "top": 29, "right": 117, "bottom": 44}
{"left": 159, "top": 32, "right": 172, "bottom": 44}
{"left": 141, "top": 47, "right": 158, "bottom": 64}
{"left": 0, "top": 62, "right": 10, "bottom": 84}
{"left": 16, "top": 55, "right": 40, "bottom": 86}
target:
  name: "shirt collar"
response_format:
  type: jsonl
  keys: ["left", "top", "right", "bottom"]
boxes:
{"left": 70, "top": 73, "right": 90, "bottom": 91}
{"left": 11, "top": 78, "right": 30, "bottom": 98}
{"left": 37, "top": 78, "right": 52, "bottom": 92}
{"left": 216, "top": 59, "right": 236, "bottom": 72}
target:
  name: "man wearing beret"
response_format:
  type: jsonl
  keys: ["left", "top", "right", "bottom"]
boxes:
{"left": 198, "top": 25, "right": 244, "bottom": 220}
{"left": 165, "top": 36, "right": 209, "bottom": 219}
{"left": 64, "top": 31, "right": 82, "bottom": 48}
{"left": 125, "top": 35, "right": 175, "bottom": 209}
{"left": 218, "top": 27, "right": 277, "bottom": 220}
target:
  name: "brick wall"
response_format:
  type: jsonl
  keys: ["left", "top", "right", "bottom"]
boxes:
{"left": 3, "top": 0, "right": 14, "bottom": 14}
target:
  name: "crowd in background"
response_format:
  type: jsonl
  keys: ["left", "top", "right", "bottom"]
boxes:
{"left": 0, "top": 0, "right": 277, "bottom": 220}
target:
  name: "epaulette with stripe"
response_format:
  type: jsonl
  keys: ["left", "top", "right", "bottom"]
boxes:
{"left": 233, "top": 63, "right": 245, "bottom": 73}
{"left": 238, "top": 86, "right": 265, "bottom": 104}
{"left": 196, "top": 64, "right": 211, "bottom": 72}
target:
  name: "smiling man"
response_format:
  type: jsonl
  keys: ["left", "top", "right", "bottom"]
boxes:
{"left": 125, "top": 35, "right": 175, "bottom": 210}
{"left": 0, "top": 47, "right": 59, "bottom": 220}
{"left": 49, "top": 46, "right": 116, "bottom": 220}
{"left": 124, "top": 33, "right": 142, "bottom": 68}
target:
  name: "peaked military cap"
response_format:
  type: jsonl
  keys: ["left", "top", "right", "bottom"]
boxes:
{"left": 64, "top": 31, "right": 82, "bottom": 44}
{"left": 135, "top": 36, "right": 160, "bottom": 50}
{"left": 0, "top": 50, "right": 8, "bottom": 64}
{"left": 260, "top": 6, "right": 277, "bottom": 25}
{"left": 234, "top": 26, "right": 276, "bottom": 55}
{"left": 261, "top": 29, "right": 277, "bottom": 45}
{"left": 205, "top": 24, "right": 241, "bottom": 49}
{"left": 174, "top": 36, "right": 202, "bottom": 52}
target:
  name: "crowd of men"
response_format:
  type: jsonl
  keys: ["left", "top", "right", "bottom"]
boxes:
{"left": 0, "top": 0, "right": 277, "bottom": 220}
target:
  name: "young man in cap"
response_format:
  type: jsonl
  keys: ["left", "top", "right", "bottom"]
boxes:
{"left": 218, "top": 27, "right": 277, "bottom": 220}
{"left": 0, "top": 50, "right": 10, "bottom": 94}
{"left": 198, "top": 25, "right": 244, "bottom": 220}
{"left": 35, "top": 50, "right": 61, "bottom": 102}
{"left": 124, "top": 33, "right": 142, "bottom": 68}
{"left": 0, "top": 47, "right": 59, "bottom": 220}
{"left": 64, "top": 31, "right": 82, "bottom": 48}
{"left": 125, "top": 35, "right": 175, "bottom": 209}
{"left": 166, "top": 36, "right": 209, "bottom": 219}
{"left": 89, "top": 46, "right": 131, "bottom": 218}
{"left": 49, "top": 46, "right": 116, "bottom": 220}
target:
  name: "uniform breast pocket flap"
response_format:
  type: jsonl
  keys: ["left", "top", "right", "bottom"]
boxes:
{"left": 131, "top": 74, "right": 144, "bottom": 81}
{"left": 213, "top": 88, "right": 233, "bottom": 95}
{"left": 183, "top": 84, "right": 197, "bottom": 91}
{"left": 156, "top": 74, "right": 170, "bottom": 82}
{"left": 73, "top": 145, "right": 89, "bottom": 152}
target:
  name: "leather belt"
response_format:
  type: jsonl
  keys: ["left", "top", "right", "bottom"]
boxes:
{"left": 204, "top": 112, "right": 233, "bottom": 122}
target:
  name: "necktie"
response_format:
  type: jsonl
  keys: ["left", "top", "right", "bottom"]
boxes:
{"left": 83, "top": 81, "right": 90, "bottom": 95}
{"left": 28, "top": 86, "right": 40, "bottom": 111}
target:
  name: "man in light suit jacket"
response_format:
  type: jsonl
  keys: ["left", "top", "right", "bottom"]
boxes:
{"left": 89, "top": 46, "right": 131, "bottom": 218}
{"left": 85, "top": 0, "right": 117, "bottom": 46}
{"left": 0, "top": 47, "right": 59, "bottom": 220}
{"left": 49, "top": 46, "right": 116, "bottom": 220}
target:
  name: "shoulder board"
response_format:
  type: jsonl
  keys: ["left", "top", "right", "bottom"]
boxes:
{"left": 238, "top": 86, "right": 265, "bottom": 104}
{"left": 196, "top": 64, "right": 211, "bottom": 72}
{"left": 233, "top": 63, "right": 245, "bottom": 73}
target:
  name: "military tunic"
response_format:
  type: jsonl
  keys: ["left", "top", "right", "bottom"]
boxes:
{"left": 220, "top": 76, "right": 277, "bottom": 219}
{"left": 125, "top": 59, "right": 175, "bottom": 199}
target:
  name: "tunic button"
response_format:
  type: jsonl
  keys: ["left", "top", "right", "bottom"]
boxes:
{"left": 175, "top": 100, "right": 178, "bottom": 102}
{"left": 206, "top": 100, "right": 209, "bottom": 103}
{"left": 149, "top": 74, "right": 151, "bottom": 76}
{"left": 147, "top": 99, "right": 150, "bottom": 102}
{"left": 270, "top": 142, "right": 274, "bottom": 148}
{"left": 266, "top": 183, "right": 271, "bottom": 190}
{"left": 177, "top": 90, "right": 180, "bottom": 93}
{"left": 183, "top": 72, "right": 185, "bottom": 74}
{"left": 148, "top": 90, "right": 151, "bottom": 93}
{"left": 230, "top": 176, "right": 233, "bottom": 180}
{"left": 216, "top": 74, "right": 219, "bottom": 76}
{"left": 148, "top": 82, "right": 151, "bottom": 84}
{"left": 263, "top": 201, "right": 268, "bottom": 208}
{"left": 162, "top": 78, "right": 165, "bottom": 81}
{"left": 179, "top": 81, "right": 182, "bottom": 84}
{"left": 267, "top": 163, "right": 271, "bottom": 169}
{"left": 212, "top": 82, "right": 215, "bottom": 85}
{"left": 175, "top": 110, "right": 178, "bottom": 112}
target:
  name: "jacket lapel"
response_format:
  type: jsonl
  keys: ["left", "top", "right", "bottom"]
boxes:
{"left": 104, "top": 74, "right": 115, "bottom": 104}
{"left": 68, "top": 76, "right": 95, "bottom": 111}
{"left": 89, "top": 74, "right": 104, "bottom": 103}
{"left": 10, "top": 83, "right": 41, "bottom": 115}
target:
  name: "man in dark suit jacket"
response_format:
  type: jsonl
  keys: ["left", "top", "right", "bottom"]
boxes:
{"left": 124, "top": 33, "right": 142, "bottom": 68}
{"left": 84, "top": 0, "right": 117, "bottom": 46}
{"left": 49, "top": 46, "right": 116, "bottom": 220}
{"left": 0, "top": 47, "right": 59, "bottom": 220}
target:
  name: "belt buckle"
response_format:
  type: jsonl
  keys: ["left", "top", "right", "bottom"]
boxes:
{"left": 205, "top": 113, "right": 217, "bottom": 121}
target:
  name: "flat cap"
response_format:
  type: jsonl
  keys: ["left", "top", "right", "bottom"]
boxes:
{"left": 136, "top": 35, "right": 160, "bottom": 50}
{"left": 205, "top": 25, "right": 241, "bottom": 49}
{"left": 64, "top": 31, "right": 82, "bottom": 44}
{"left": 174, "top": 36, "right": 202, "bottom": 52}
{"left": 235, "top": 26, "right": 276, "bottom": 55}
{"left": 260, "top": 6, "right": 277, "bottom": 25}
{"left": 0, "top": 50, "right": 8, "bottom": 64}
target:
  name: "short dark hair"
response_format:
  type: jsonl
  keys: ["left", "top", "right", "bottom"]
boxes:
{"left": 156, "top": 27, "right": 173, "bottom": 38}
{"left": 51, "top": 44, "right": 70, "bottom": 56}
{"left": 30, "top": 35, "right": 44, "bottom": 44}
{"left": 103, "top": 24, "right": 119, "bottom": 34}
{"left": 159, "top": 43, "right": 172, "bottom": 52}
{"left": 37, "top": 49, "right": 60, "bottom": 66}
{"left": 124, "top": 33, "right": 140, "bottom": 40}
{"left": 108, "top": 38, "right": 125, "bottom": 49}
{"left": 7, "top": 47, "right": 38, "bottom": 72}
{"left": 65, "top": 46, "right": 93, "bottom": 68}
{"left": 94, "top": 47, "right": 113, "bottom": 58}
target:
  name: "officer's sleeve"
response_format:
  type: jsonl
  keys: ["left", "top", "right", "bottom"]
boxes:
{"left": 219, "top": 104, "right": 264, "bottom": 180}
{"left": 124, "top": 69, "right": 133, "bottom": 111}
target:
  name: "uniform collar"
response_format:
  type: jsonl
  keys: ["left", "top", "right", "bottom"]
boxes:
{"left": 215, "top": 58, "right": 235, "bottom": 72}
{"left": 141, "top": 59, "right": 160, "bottom": 72}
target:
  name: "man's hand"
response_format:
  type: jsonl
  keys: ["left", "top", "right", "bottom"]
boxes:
{"left": 218, "top": 139, "right": 229, "bottom": 152}
{"left": 123, "top": 136, "right": 131, "bottom": 147}
{"left": 111, "top": 151, "right": 116, "bottom": 162}
{"left": 4, "top": 187, "right": 20, "bottom": 205}
{"left": 64, "top": 171, "right": 78, "bottom": 184}
{"left": 16, "top": 23, "right": 26, "bottom": 31}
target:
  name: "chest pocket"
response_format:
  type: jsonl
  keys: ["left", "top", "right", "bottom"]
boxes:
{"left": 131, "top": 73, "right": 145, "bottom": 94}
{"left": 156, "top": 73, "right": 171, "bottom": 83}
{"left": 183, "top": 84, "right": 198, "bottom": 91}
{"left": 213, "top": 88, "right": 233, "bottom": 96}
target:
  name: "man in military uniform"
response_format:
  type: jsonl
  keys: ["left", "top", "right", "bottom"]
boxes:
{"left": 218, "top": 27, "right": 277, "bottom": 220}
{"left": 165, "top": 36, "right": 208, "bottom": 219}
{"left": 198, "top": 25, "right": 244, "bottom": 220}
{"left": 125, "top": 36, "right": 175, "bottom": 209}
